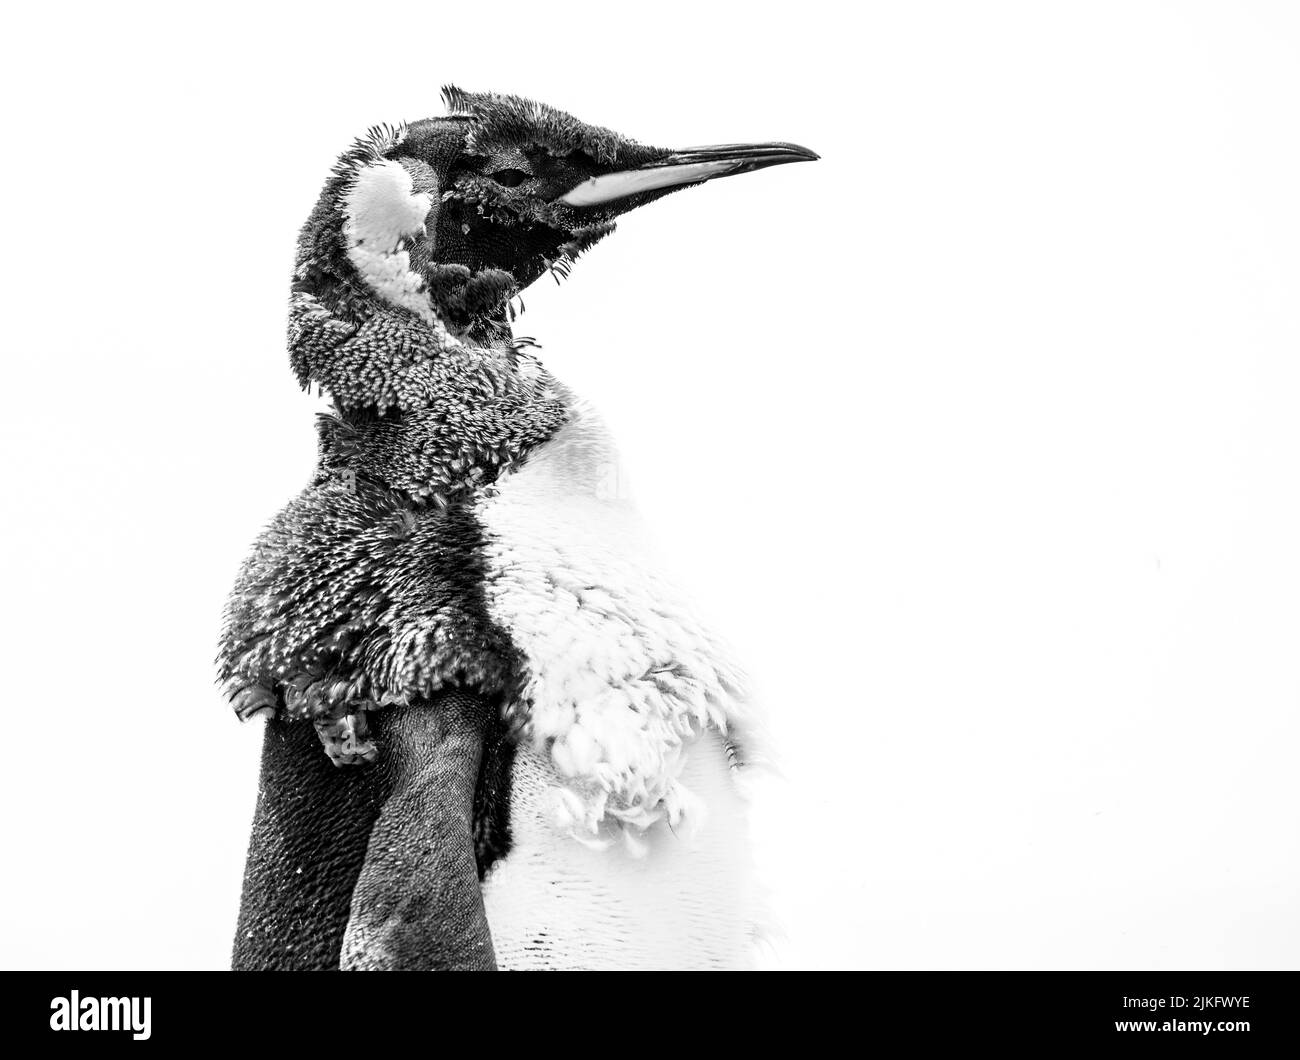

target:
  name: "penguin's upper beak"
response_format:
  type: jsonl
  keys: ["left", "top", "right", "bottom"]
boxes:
{"left": 558, "top": 141, "right": 820, "bottom": 209}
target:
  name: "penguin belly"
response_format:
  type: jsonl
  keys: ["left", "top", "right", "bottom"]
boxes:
{"left": 481, "top": 730, "right": 754, "bottom": 970}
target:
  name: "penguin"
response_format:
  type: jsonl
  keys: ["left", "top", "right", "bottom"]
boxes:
{"left": 217, "top": 87, "right": 818, "bottom": 970}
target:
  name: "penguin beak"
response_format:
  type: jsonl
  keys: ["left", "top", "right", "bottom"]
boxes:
{"left": 558, "top": 142, "right": 820, "bottom": 209}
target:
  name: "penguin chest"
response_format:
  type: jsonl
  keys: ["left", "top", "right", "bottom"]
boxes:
{"left": 473, "top": 407, "right": 752, "bottom": 833}
{"left": 482, "top": 730, "right": 754, "bottom": 970}
{"left": 469, "top": 406, "right": 759, "bottom": 967}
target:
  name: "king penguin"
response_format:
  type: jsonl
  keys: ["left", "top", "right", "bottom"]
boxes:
{"left": 217, "top": 87, "right": 818, "bottom": 970}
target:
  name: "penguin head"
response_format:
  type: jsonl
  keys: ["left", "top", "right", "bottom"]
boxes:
{"left": 294, "top": 87, "right": 818, "bottom": 338}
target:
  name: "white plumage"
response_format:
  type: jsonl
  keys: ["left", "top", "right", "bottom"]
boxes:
{"left": 483, "top": 731, "right": 756, "bottom": 970}
{"left": 474, "top": 400, "right": 761, "bottom": 965}
{"left": 478, "top": 400, "right": 753, "bottom": 838}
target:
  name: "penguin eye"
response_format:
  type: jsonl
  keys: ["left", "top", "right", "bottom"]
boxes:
{"left": 489, "top": 168, "right": 529, "bottom": 188}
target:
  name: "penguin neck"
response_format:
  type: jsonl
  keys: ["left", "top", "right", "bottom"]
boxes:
{"left": 299, "top": 297, "right": 572, "bottom": 505}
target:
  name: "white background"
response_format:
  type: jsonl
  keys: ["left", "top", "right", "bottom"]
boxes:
{"left": 2, "top": 1, "right": 1298, "bottom": 970}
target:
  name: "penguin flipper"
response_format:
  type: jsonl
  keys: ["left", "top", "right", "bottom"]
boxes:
{"left": 233, "top": 713, "right": 390, "bottom": 971}
{"left": 339, "top": 691, "right": 497, "bottom": 970}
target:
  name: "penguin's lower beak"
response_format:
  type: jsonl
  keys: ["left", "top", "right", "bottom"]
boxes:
{"left": 558, "top": 142, "right": 819, "bottom": 209}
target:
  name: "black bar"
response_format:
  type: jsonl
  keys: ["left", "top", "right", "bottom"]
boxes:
{"left": 0, "top": 971, "right": 1290, "bottom": 1047}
